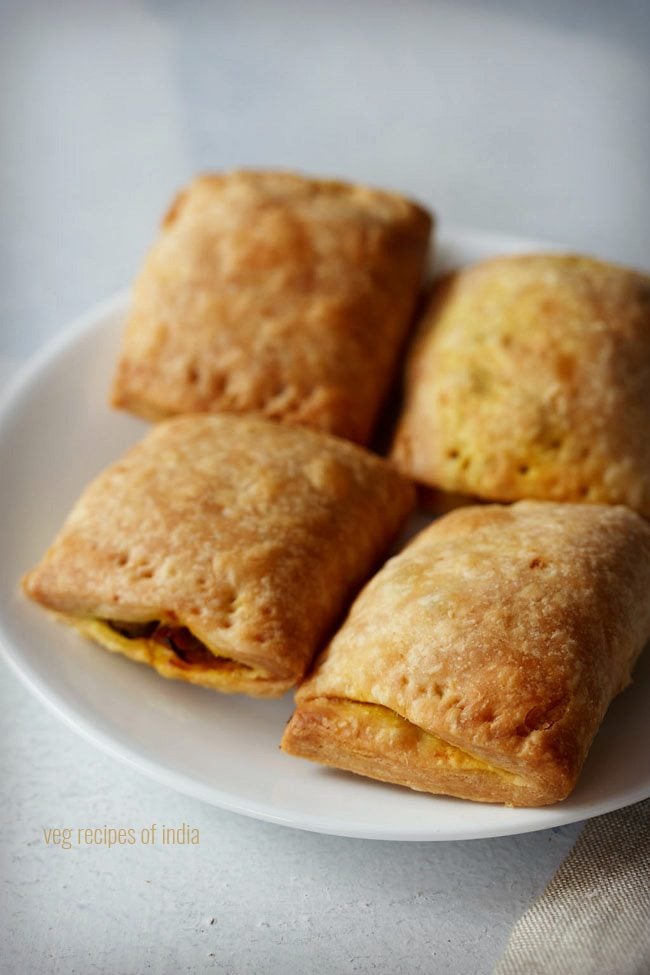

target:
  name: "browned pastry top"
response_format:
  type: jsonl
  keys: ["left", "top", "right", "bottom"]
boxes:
{"left": 288, "top": 501, "right": 650, "bottom": 803}
{"left": 392, "top": 253, "right": 650, "bottom": 513}
{"left": 112, "top": 169, "right": 432, "bottom": 443}
{"left": 23, "top": 413, "right": 414, "bottom": 695}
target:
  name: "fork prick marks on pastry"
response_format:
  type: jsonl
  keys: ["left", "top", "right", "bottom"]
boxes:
{"left": 282, "top": 501, "right": 650, "bottom": 806}
{"left": 111, "top": 169, "right": 432, "bottom": 444}
{"left": 23, "top": 413, "right": 414, "bottom": 697}
{"left": 392, "top": 253, "right": 650, "bottom": 514}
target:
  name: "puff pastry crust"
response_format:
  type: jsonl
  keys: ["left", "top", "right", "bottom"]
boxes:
{"left": 23, "top": 415, "right": 414, "bottom": 697}
{"left": 282, "top": 501, "right": 650, "bottom": 804}
{"left": 111, "top": 170, "right": 432, "bottom": 444}
{"left": 391, "top": 254, "right": 650, "bottom": 513}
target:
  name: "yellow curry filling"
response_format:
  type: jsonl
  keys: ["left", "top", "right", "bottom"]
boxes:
{"left": 310, "top": 698, "right": 520, "bottom": 783}
{"left": 63, "top": 615, "right": 269, "bottom": 684}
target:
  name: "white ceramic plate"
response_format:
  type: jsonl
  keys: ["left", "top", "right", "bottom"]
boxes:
{"left": 2, "top": 228, "right": 649, "bottom": 841}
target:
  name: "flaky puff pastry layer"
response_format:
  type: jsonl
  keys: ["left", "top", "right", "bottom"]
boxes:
{"left": 282, "top": 502, "right": 650, "bottom": 804}
{"left": 391, "top": 254, "right": 650, "bottom": 513}
{"left": 23, "top": 414, "right": 414, "bottom": 697}
{"left": 111, "top": 170, "right": 432, "bottom": 444}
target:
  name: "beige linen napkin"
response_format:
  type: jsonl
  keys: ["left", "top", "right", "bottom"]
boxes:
{"left": 494, "top": 799, "right": 650, "bottom": 975}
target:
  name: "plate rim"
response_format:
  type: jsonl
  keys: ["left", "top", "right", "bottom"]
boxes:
{"left": 2, "top": 225, "right": 647, "bottom": 841}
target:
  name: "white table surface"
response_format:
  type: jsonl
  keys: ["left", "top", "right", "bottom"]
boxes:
{"left": 1, "top": 2, "right": 648, "bottom": 972}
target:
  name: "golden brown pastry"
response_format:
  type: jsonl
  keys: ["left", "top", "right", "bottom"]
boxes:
{"left": 282, "top": 501, "right": 650, "bottom": 804}
{"left": 111, "top": 170, "right": 432, "bottom": 443}
{"left": 391, "top": 254, "right": 650, "bottom": 514}
{"left": 23, "top": 414, "right": 414, "bottom": 697}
